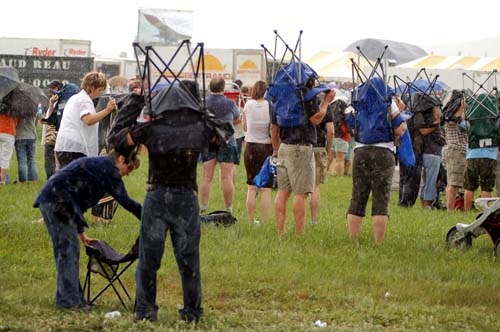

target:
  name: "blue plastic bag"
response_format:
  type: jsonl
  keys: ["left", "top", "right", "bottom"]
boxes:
{"left": 254, "top": 156, "right": 276, "bottom": 188}
{"left": 397, "top": 129, "right": 416, "bottom": 167}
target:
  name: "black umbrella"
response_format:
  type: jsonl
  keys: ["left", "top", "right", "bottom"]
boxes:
{"left": 0, "top": 66, "right": 20, "bottom": 101}
{"left": 0, "top": 82, "right": 49, "bottom": 119}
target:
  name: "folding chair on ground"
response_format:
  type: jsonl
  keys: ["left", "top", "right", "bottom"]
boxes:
{"left": 82, "top": 238, "right": 139, "bottom": 310}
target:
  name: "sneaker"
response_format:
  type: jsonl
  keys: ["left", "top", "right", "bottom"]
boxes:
{"left": 253, "top": 219, "right": 261, "bottom": 226}
{"left": 200, "top": 206, "right": 208, "bottom": 214}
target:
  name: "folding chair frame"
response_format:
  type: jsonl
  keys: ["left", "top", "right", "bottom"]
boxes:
{"left": 132, "top": 40, "right": 207, "bottom": 119}
{"left": 393, "top": 68, "right": 441, "bottom": 110}
{"left": 462, "top": 69, "right": 499, "bottom": 119}
{"left": 83, "top": 257, "right": 136, "bottom": 310}
{"left": 350, "top": 45, "right": 390, "bottom": 105}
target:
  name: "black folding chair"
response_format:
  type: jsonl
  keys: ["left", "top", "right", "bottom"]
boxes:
{"left": 82, "top": 238, "right": 139, "bottom": 310}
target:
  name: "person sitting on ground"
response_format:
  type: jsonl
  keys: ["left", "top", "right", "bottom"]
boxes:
{"left": 33, "top": 148, "right": 142, "bottom": 311}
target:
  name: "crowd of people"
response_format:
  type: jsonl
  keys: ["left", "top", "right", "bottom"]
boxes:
{"left": 3, "top": 67, "right": 500, "bottom": 324}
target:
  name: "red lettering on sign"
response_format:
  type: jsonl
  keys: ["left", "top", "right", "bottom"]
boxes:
{"left": 31, "top": 47, "right": 56, "bottom": 56}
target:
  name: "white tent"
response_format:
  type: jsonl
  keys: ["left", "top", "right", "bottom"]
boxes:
{"left": 388, "top": 55, "right": 500, "bottom": 91}
{"left": 306, "top": 51, "right": 372, "bottom": 82}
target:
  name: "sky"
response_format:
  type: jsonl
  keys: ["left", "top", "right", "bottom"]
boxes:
{"left": 1, "top": 0, "right": 500, "bottom": 59}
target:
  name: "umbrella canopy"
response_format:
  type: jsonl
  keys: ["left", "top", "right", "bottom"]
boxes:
{"left": 147, "top": 84, "right": 201, "bottom": 117}
{"left": 0, "top": 82, "right": 49, "bottom": 118}
{"left": 396, "top": 79, "right": 448, "bottom": 96}
{"left": 0, "top": 66, "right": 20, "bottom": 101}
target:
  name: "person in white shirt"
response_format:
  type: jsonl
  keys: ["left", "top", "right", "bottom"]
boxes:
{"left": 242, "top": 80, "right": 273, "bottom": 225}
{"left": 54, "top": 72, "right": 116, "bottom": 168}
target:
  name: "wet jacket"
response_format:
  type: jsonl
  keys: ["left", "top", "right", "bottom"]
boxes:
{"left": 34, "top": 157, "right": 142, "bottom": 232}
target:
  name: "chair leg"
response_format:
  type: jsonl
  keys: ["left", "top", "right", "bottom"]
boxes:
{"left": 90, "top": 260, "right": 129, "bottom": 310}
{"left": 83, "top": 261, "right": 92, "bottom": 304}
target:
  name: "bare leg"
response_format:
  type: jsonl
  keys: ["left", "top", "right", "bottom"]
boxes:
{"left": 260, "top": 188, "right": 272, "bottom": 224}
{"left": 480, "top": 191, "right": 491, "bottom": 198}
{"left": 246, "top": 185, "right": 258, "bottom": 224}
{"left": 310, "top": 185, "right": 321, "bottom": 223}
{"left": 275, "top": 189, "right": 290, "bottom": 234}
{"left": 372, "top": 215, "right": 388, "bottom": 245}
{"left": 446, "top": 185, "right": 458, "bottom": 211}
{"left": 292, "top": 193, "right": 308, "bottom": 235}
{"left": 200, "top": 159, "right": 216, "bottom": 209}
{"left": 344, "top": 159, "right": 351, "bottom": 176}
{"left": 347, "top": 214, "right": 363, "bottom": 244}
{"left": 335, "top": 152, "right": 346, "bottom": 177}
{"left": 464, "top": 190, "right": 474, "bottom": 212}
{"left": 0, "top": 168, "right": 7, "bottom": 183}
{"left": 220, "top": 162, "right": 235, "bottom": 210}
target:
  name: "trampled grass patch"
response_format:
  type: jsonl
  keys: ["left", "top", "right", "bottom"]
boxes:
{"left": 0, "top": 145, "right": 499, "bottom": 331}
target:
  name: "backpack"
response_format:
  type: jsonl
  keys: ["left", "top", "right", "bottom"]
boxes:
{"left": 465, "top": 93, "right": 500, "bottom": 148}
{"left": 54, "top": 83, "right": 81, "bottom": 130}
{"left": 331, "top": 99, "right": 348, "bottom": 138}
{"left": 351, "top": 77, "right": 393, "bottom": 144}
{"left": 266, "top": 62, "right": 328, "bottom": 127}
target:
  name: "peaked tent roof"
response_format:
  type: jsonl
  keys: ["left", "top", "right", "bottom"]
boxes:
{"left": 344, "top": 38, "right": 428, "bottom": 65}
{"left": 305, "top": 51, "right": 374, "bottom": 81}
{"left": 397, "top": 55, "right": 500, "bottom": 72}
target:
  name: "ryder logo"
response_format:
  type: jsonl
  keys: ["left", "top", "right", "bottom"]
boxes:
{"left": 64, "top": 48, "right": 88, "bottom": 56}
{"left": 29, "top": 47, "right": 57, "bottom": 56}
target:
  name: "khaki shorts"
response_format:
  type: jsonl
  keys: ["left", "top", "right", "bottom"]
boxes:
{"left": 445, "top": 148, "right": 466, "bottom": 187}
{"left": 313, "top": 147, "right": 328, "bottom": 186}
{"left": 277, "top": 143, "right": 315, "bottom": 194}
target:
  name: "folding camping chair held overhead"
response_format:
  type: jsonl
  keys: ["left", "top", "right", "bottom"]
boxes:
{"left": 82, "top": 238, "right": 139, "bottom": 310}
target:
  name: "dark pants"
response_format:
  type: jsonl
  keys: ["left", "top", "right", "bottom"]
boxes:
{"left": 398, "top": 161, "right": 422, "bottom": 207}
{"left": 39, "top": 202, "right": 84, "bottom": 308}
{"left": 44, "top": 144, "right": 56, "bottom": 179}
{"left": 135, "top": 187, "right": 203, "bottom": 321}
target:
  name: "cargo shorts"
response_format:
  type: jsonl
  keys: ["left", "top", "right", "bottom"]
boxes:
{"left": 276, "top": 143, "right": 315, "bottom": 194}
{"left": 444, "top": 147, "right": 466, "bottom": 187}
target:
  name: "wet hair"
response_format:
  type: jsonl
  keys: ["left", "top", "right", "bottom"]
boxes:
{"left": 251, "top": 80, "right": 267, "bottom": 100}
{"left": 128, "top": 79, "right": 141, "bottom": 92}
{"left": 108, "top": 148, "right": 141, "bottom": 170}
{"left": 234, "top": 79, "right": 243, "bottom": 88}
{"left": 48, "top": 80, "right": 63, "bottom": 90}
{"left": 81, "top": 72, "right": 107, "bottom": 94}
{"left": 209, "top": 76, "right": 225, "bottom": 93}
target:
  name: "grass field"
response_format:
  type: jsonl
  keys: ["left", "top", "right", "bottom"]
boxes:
{"left": 1, "top": 144, "right": 499, "bottom": 332}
